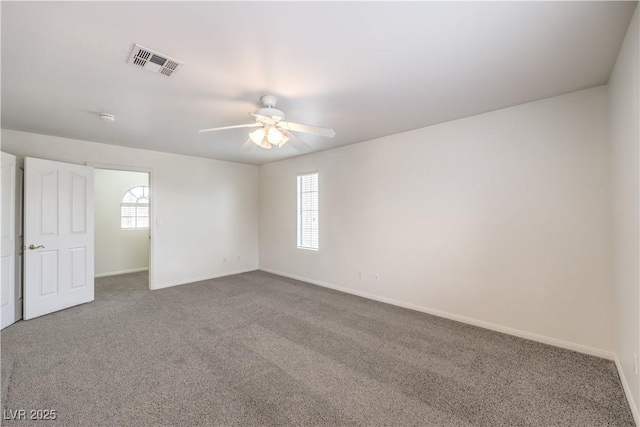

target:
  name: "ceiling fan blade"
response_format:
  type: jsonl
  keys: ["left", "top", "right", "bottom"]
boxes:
{"left": 280, "top": 121, "right": 335, "bottom": 138}
{"left": 281, "top": 129, "right": 311, "bottom": 152}
{"left": 197, "top": 123, "right": 260, "bottom": 133}
{"left": 242, "top": 138, "right": 254, "bottom": 151}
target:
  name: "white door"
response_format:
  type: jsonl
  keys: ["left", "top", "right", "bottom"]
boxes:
{"left": 24, "top": 157, "right": 94, "bottom": 320}
{"left": 1, "top": 152, "right": 17, "bottom": 328}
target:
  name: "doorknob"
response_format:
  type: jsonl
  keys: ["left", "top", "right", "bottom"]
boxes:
{"left": 28, "top": 244, "right": 45, "bottom": 250}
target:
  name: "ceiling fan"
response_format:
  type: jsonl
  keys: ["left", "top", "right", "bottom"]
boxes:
{"left": 197, "top": 95, "right": 335, "bottom": 151}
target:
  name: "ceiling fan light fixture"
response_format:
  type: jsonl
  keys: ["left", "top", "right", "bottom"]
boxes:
{"left": 249, "top": 127, "right": 266, "bottom": 145}
{"left": 249, "top": 125, "right": 288, "bottom": 149}
{"left": 197, "top": 95, "right": 335, "bottom": 153}
{"left": 267, "top": 126, "right": 284, "bottom": 145}
{"left": 278, "top": 134, "right": 290, "bottom": 147}
{"left": 259, "top": 139, "right": 272, "bottom": 149}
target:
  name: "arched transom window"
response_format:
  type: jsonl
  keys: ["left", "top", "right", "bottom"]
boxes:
{"left": 121, "top": 186, "right": 149, "bottom": 229}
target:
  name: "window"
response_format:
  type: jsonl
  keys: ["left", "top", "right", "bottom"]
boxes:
{"left": 121, "top": 186, "right": 149, "bottom": 229}
{"left": 297, "top": 172, "right": 318, "bottom": 250}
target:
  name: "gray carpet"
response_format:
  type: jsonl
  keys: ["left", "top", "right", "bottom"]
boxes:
{"left": 1, "top": 270, "right": 634, "bottom": 426}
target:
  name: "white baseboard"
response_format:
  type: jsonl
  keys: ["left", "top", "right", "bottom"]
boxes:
{"left": 95, "top": 267, "right": 148, "bottom": 278}
{"left": 259, "top": 268, "right": 615, "bottom": 361}
{"left": 153, "top": 268, "right": 258, "bottom": 290}
{"left": 615, "top": 356, "right": 640, "bottom": 426}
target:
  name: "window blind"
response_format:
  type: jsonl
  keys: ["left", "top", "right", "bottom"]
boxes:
{"left": 297, "top": 172, "right": 318, "bottom": 250}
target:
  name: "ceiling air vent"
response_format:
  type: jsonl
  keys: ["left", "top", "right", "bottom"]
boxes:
{"left": 127, "top": 44, "right": 183, "bottom": 77}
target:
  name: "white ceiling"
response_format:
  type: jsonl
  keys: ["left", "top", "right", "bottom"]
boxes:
{"left": 1, "top": 1, "right": 636, "bottom": 165}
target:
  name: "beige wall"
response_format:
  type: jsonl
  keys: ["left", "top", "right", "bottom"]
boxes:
{"left": 95, "top": 169, "right": 149, "bottom": 277}
{"left": 259, "top": 86, "right": 613, "bottom": 356}
{"left": 609, "top": 6, "right": 640, "bottom": 419}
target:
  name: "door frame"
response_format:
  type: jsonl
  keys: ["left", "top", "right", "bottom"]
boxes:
{"left": 87, "top": 162, "right": 155, "bottom": 290}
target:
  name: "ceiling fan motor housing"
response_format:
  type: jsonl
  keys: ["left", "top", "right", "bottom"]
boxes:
{"left": 256, "top": 107, "right": 285, "bottom": 121}
{"left": 256, "top": 95, "right": 285, "bottom": 121}
{"left": 260, "top": 95, "right": 278, "bottom": 107}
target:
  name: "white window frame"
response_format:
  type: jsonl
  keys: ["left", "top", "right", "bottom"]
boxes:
{"left": 120, "top": 186, "right": 150, "bottom": 230}
{"left": 297, "top": 171, "right": 319, "bottom": 251}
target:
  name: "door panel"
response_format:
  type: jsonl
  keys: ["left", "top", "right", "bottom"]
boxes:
{"left": 1, "top": 152, "right": 16, "bottom": 329}
{"left": 40, "top": 171, "right": 58, "bottom": 236}
{"left": 39, "top": 250, "right": 59, "bottom": 296}
{"left": 70, "top": 247, "right": 86, "bottom": 288}
{"left": 1, "top": 256, "right": 12, "bottom": 308}
{"left": 71, "top": 173, "right": 86, "bottom": 233}
{"left": 24, "top": 157, "right": 94, "bottom": 320}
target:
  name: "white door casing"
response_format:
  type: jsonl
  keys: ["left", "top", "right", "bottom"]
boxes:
{"left": 1, "top": 152, "right": 17, "bottom": 329}
{"left": 24, "top": 157, "right": 94, "bottom": 320}
{"left": 87, "top": 162, "right": 154, "bottom": 290}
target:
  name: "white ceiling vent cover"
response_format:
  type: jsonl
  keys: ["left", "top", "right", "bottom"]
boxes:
{"left": 127, "top": 44, "right": 183, "bottom": 77}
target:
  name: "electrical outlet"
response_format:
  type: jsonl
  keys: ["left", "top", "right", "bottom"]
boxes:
{"left": 374, "top": 273, "right": 379, "bottom": 281}
{"left": 358, "top": 271, "right": 362, "bottom": 279}
{"left": 634, "top": 353, "right": 638, "bottom": 375}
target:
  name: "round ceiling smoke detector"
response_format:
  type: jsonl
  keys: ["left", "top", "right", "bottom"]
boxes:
{"left": 99, "top": 113, "right": 115, "bottom": 122}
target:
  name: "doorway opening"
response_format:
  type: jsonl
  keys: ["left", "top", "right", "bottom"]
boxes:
{"left": 93, "top": 167, "right": 152, "bottom": 291}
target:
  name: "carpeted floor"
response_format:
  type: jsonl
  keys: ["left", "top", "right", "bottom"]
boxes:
{"left": 0, "top": 270, "right": 634, "bottom": 426}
